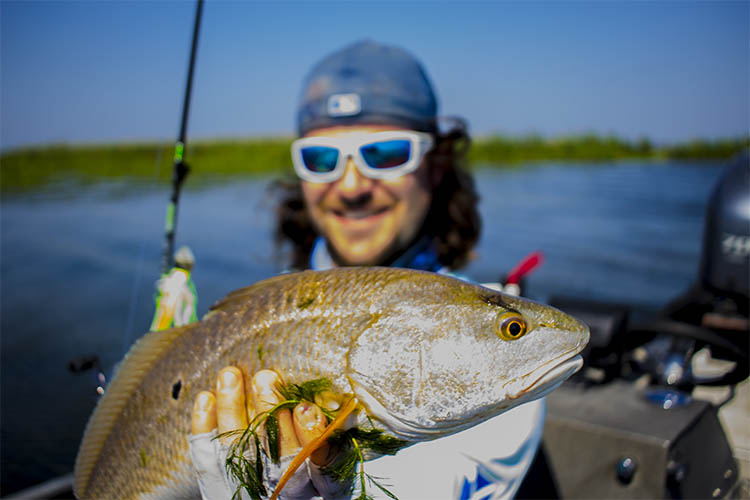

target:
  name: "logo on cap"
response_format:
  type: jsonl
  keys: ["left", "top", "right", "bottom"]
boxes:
{"left": 327, "top": 93, "right": 361, "bottom": 117}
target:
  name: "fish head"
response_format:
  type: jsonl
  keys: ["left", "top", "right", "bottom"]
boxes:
{"left": 347, "top": 276, "right": 589, "bottom": 442}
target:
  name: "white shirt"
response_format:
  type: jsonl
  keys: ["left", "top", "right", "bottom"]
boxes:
{"left": 362, "top": 398, "right": 545, "bottom": 500}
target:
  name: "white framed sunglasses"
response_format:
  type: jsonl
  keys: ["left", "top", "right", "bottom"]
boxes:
{"left": 291, "top": 130, "right": 434, "bottom": 183}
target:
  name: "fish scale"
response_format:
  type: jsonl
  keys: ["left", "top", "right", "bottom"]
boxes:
{"left": 75, "top": 267, "right": 588, "bottom": 499}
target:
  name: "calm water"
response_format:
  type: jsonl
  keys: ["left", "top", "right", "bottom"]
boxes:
{"left": 0, "top": 161, "right": 727, "bottom": 494}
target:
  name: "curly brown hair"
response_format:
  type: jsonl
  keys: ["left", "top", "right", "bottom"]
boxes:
{"left": 271, "top": 119, "right": 481, "bottom": 271}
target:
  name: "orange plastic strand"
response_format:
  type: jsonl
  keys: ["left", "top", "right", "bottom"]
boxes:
{"left": 270, "top": 396, "right": 358, "bottom": 500}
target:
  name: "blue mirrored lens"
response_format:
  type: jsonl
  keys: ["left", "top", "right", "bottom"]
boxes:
{"left": 360, "top": 140, "right": 411, "bottom": 170}
{"left": 301, "top": 146, "right": 339, "bottom": 173}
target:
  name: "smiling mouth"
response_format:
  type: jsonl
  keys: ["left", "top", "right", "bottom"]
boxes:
{"left": 331, "top": 206, "right": 390, "bottom": 220}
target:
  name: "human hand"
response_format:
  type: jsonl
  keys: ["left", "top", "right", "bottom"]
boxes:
{"left": 189, "top": 366, "right": 350, "bottom": 500}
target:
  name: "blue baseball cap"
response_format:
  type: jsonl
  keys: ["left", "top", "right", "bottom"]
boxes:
{"left": 296, "top": 40, "right": 438, "bottom": 136}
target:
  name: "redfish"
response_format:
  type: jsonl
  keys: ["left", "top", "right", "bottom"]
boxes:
{"left": 74, "top": 267, "right": 588, "bottom": 499}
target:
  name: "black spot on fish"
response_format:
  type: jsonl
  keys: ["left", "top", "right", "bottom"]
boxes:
{"left": 482, "top": 293, "right": 508, "bottom": 307}
{"left": 172, "top": 380, "right": 182, "bottom": 400}
{"left": 297, "top": 297, "right": 315, "bottom": 309}
{"left": 481, "top": 292, "right": 520, "bottom": 313}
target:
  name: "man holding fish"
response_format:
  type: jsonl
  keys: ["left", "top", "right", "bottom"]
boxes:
{"left": 73, "top": 41, "right": 588, "bottom": 500}
{"left": 189, "top": 41, "right": 567, "bottom": 500}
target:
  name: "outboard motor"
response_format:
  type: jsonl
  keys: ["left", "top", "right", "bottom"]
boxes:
{"left": 539, "top": 152, "right": 749, "bottom": 499}
{"left": 656, "top": 150, "right": 750, "bottom": 387}
{"left": 700, "top": 150, "right": 750, "bottom": 301}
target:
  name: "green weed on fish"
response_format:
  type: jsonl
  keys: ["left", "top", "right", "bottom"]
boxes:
{"left": 216, "top": 377, "right": 407, "bottom": 500}
{"left": 277, "top": 378, "right": 332, "bottom": 409}
{"left": 219, "top": 398, "right": 296, "bottom": 500}
{"left": 323, "top": 427, "right": 407, "bottom": 499}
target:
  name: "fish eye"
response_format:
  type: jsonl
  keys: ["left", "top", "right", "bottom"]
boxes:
{"left": 496, "top": 312, "right": 528, "bottom": 341}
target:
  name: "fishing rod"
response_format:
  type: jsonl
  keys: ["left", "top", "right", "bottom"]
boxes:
{"left": 68, "top": 0, "right": 206, "bottom": 396}
{"left": 162, "top": 0, "right": 204, "bottom": 273}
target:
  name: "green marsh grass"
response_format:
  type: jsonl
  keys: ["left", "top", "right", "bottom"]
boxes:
{"left": 0, "top": 138, "right": 295, "bottom": 193}
{"left": 2, "top": 135, "right": 747, "bottom": 193}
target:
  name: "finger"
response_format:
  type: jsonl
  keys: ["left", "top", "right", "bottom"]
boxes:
{"left": 216, "top": 366, "right": 249, "bottom": 434}
{"left": 279, "top": 397, "right": 358, "bottom": 500}
{"left": 251, "top": 370, "right": 300, "bottom": 457}
{"left": 245, "top": 384, "right": 256, "bottom": 424}
{"left": 191, "top": 391, "right": 218, "bottom": 435}
{"left": 292, "top": 402, "right": 332, "bottom": 466}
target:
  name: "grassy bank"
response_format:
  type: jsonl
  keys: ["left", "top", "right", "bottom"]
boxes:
{"left": 0, "top": 138, "right": 294, "bottom": 192}
{"left": 468, "top": 134, "right": 749, "bottom": 164}
{"left": 2, "top": 135, "right": 747, "bottom": 192}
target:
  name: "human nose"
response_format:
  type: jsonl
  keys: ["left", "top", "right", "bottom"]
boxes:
{"left": 335, "top": 156, "right": 374, "bottom": 196}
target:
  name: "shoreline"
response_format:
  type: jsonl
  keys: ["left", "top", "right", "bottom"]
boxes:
{"left": 1, "top": 135, "right": 747, "bottom": 192}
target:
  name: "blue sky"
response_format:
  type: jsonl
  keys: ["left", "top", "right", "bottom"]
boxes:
{"left": 1, "top": 1, "right": 748, "bottom": 151}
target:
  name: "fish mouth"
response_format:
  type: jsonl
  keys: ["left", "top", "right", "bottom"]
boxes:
{"left": 512, "top": 354, "right": 583, "bottom": 401}
{"left": 504, "top": 328, "right": 589, "bottom": 400}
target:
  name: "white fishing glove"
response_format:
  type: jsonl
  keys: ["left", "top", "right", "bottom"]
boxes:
{"left": 189, "top": 429, "right": 351, "bottom": 500}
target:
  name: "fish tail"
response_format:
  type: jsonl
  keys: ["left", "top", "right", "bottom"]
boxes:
{"left": 74, "top": 324, "right": 197, "bottom": 498}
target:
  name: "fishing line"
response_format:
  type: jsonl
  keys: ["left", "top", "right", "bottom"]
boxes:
{"left": 75, "top": 146, "right": 164, "bottom": 395}
{"left": 122, "top": 145, "right": 165, "bottom": 354}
